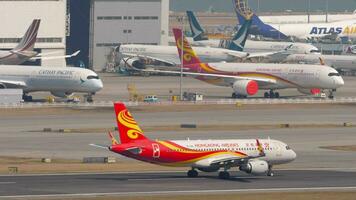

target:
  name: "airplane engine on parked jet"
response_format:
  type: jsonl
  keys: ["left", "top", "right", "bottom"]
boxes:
{"left": 232, "top": 80, "right": 258, "bottom": 96}
{"left": 297, "top": 88, "right": 321, "bottom": 95}
{"left": 239, "top": 160, "right": 269, "bottom": 175}
{"left": 120, "top": 57, "right": 145, "bottom": 70}
{"left": 51, "top": 91, "right": 73, "bottom": 98}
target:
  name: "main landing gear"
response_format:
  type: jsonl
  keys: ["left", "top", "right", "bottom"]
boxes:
{"left": 328, "top": 89, "right": 336, "bottom": 99}
{"left": 264, "top": 90, "right": 280, "bottom": 99}
{"left": 22, "top": 93, "right": 33, "bottom": 102}
{"left": 218, "top": 171, "right": 230, "bottom": 179}
{"left": 267, "top": 165, "right": 274, "bottom": 177}
{"left": 84, "top": 93, "right": 94, "bottom": 103}
{"left": 187, "top": 168, "right": 198, "bottom": 178}
{"left": 232, "top": 93, "right": 247, "bottom": 99}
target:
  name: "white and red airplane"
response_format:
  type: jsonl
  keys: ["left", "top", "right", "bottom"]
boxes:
{"left": 91, "top": 102, "right": 296, "bottom": 179}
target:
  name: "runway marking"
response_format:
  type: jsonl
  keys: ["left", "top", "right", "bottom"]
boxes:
{"left": 0, "top": 182, "right": 15, "bottom": 184}
{"left": 2, "top": 186, "right": 356, "bottom": 198}
{"left": 1, "top": 167, "right": 356, "bottom": 177}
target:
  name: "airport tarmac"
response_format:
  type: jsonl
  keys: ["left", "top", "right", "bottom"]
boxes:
{"left": 1, "top": 170, "right": 356, "bottom": 198}
{"left": 31, "top": 74, "right": 356, "bottom": 101}
{"left": 1, "top": 104, "right": 356, "bottom": 168}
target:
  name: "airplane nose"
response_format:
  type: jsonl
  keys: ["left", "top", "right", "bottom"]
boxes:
{"left": 289, "top": 150, "right": 297, "bottom": 161}
{"left": 336, "top": 77, "right": 344, "bottom": 87}
{"left": 96, "top": 80, "right": 104, "bottom": 91}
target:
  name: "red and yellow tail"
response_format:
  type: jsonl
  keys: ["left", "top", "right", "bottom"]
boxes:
{"left": 114, "top": 102, "right": 148, "bottom": 144}
{"left": 173, "top": 28, "right": 202, "bottom": 65}
{"left": 172, "top": 28, "right": 220, "bottom": 74}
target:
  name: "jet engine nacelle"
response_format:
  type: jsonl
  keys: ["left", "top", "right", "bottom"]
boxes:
{"left": 232, "top": 80, "right": 258, "bottom": 96}
{"left": 120, "top": 57, "right": 145, "bottom": 69}
{"left": 297, "top": 88, "right": 321, "bottom": 95}
{"left": 239, "top": 160, "right": 269, "bottom": 175}
{"left": 50, "top": 91, "right": 73, "bottom": 98}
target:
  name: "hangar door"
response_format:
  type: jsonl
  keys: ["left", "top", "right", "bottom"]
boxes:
{"left": 91, "top": 0, "right": 162, "bottom": 71}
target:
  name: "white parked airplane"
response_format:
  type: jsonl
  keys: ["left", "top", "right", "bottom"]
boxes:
{"left": 92, "top": 102, "right": 297, "bottom": 179}
{"left": 144, "top": 28, "right": 344, "bottom": 99}
{"left": 0, "top": 65, "right": 103, "bottom": 101}
{"left": 0, "top": 19, "right": 79, "bottom": 65}
{"left": 184, "top": 11, "right": 320, "bottom": 55}
{"left": 285, "top": 54, "right": 356, "bottom": 72}
{"left": 118, "top": 44, "right": 248, "bottom": 70}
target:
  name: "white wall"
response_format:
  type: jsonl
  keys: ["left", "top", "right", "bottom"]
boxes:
{"left": 0, "top": 0, "right": 67, "bottom": 67}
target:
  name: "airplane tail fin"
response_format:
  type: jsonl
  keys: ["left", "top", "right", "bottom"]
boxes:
{"left": 13, "top": 19, "right": 41, "bottom": 52}
{"left": 226, "top": 18, "right": 252, "bottom": 51}
{"left": 172, "top": 28, "right": 217, "bottom": 73}
{"left": 114, "top": 102, "right": 148, "bottom": 144}
{"left": 172, "top": 28, "right": 203, "bottom": 65}
{"left": 186, "top": 11, "right": 208, "bottom": 41}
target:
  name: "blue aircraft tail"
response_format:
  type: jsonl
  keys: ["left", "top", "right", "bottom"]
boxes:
{"left": 186, "top": 11, "right": 208, "bottom": 41}
{"left": 233, "top": 0, "right": 288, "bottom": 40}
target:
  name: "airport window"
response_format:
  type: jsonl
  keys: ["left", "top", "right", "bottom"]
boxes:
{"left": 0, "top": 37, "right": 62, "bottom": 43}
{"left": 134, "top": 16, "right": 159, "bottom": 20}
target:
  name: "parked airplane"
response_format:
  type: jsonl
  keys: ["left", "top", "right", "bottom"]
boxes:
{"left": 118, "top": 43, "right": 248, "bottom": 70}
{"left": 0, "top": 65, "right": 103, "bottom": 101}
{"left": 144, "top": 28, "right": 344, "bottom": 99}
{"left": 91, "top": 102, "right": 297, "bottom": 179}
{"left": 185, "top": 10, "right": 320, "bottom": 56}
{"left": 235, "top": 2, "right": 356, "bottom": 40}
{"left": 0, "top": 19, "right": 79, "bottom": 65}
{"left": 285, "top": 54, "right": 356, "bottom": 72}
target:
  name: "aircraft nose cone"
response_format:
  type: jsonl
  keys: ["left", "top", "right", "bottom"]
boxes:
{"left": 289, "top": 150, "right": 297, "bottom": 161}
{"left": 336, "top": 77, "right": 344, "bottom": 87}
{"left": 96, "top": 80, "right": 104, "bottom": 91}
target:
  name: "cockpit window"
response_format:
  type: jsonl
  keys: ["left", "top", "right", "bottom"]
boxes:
{"left": 87, "top": 75, "right": 100, "bottom": 80}
{"left": 286, "top": 146, "right": 291, "bottom": 150}
{"left": 310, "top": 50, "right": 321, "bottom": 53}
{"left": 328, "top": 73, "right": 340, "bottom": 77}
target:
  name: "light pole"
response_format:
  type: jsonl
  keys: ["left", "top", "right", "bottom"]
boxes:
{"left": 177, "top": 15, "right": 185, "bottom": 101}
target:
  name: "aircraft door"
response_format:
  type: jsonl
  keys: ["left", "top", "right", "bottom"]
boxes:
{"left": 152, "top": 143, "right": 160, "bottom": 159}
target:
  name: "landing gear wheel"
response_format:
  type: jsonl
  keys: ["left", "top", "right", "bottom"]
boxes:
{"left": 218, "top": 171, "right": 230, "bottom": 179}
{"left": 232, "top": 93, "right": 237, "bottom": 99}
{"left": 22, "top": 94, "right": 33, "bottom": 102}
{"left": 275, "top": 92, "right": 280, "bottom": 98}
{"left": 269, "top": 90, "right": 275, "bottom": 99}
{"left": 264, "top": 92, "right": 270, "bottom": 98}
{"left": 267, "top": 165, "right": 274, "bottom": 177}
{"left": 187, "top": 169, "right": 198, "bottom": 178}
{"left": 328, "top": 89, "right": 336, "bottom": 99}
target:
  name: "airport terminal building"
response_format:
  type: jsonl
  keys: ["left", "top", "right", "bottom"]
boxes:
{"left": 0, "top": 0, "right": 169, "bottom": 70}
{"left": 0, "top": 0, "right": 67, "bottom": 67}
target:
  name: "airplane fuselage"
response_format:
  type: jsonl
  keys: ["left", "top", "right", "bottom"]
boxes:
{"left": 110, "top": 139, "right": 296, "bottom": 168}
{"left": 190, "top": 62, "right": 344, "bottom": 90}
{"left": 0, "top": 65, "right": 103, "bottom": 94}
{"left": 285, "top": 54, "right": 356, "bottom": 71}
{"left": 120, "top": 44, "right": 246, "bottom": 65}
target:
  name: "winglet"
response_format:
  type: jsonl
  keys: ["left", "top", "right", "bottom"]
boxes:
{"left": 108, "top": 131, "right": 119, "bottom": 145}
{"left": 256, "top": 139, "right": 265, "bottom": 157}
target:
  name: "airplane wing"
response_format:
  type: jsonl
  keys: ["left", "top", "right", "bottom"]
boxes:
{"left": 122, "top": 52, "right": 177, "bottom": 66}
{"left": 224, "top": 51, "right": 249, "bottom": 59}
{"left": 142, "top": 69, "right": 277, "bottom": 85}
{"left": 198, "top": 139, "right": 266, "bottom": 167}
{"left": 10, "top": 50, "right": 38, "bottom": 58}
{"left": 0, "top": 80, "right": 27, "bottom": 88}
{"left": 246, "top": 44, "right": 293, "bottom": 59}
{"left": 30, "top": 50, "right": 80, "bottom": 61}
